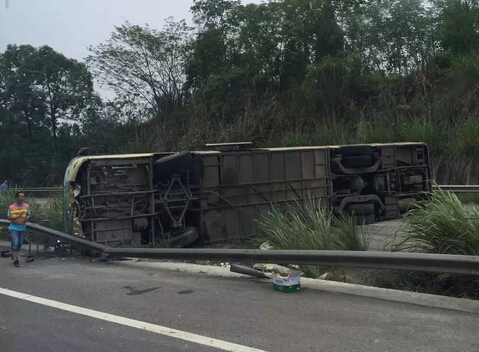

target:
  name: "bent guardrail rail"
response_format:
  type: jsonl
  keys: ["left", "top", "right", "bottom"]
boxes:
{"left": 0, "top": 220, "right": 107, "bottom": 252}
{"left": 1, "top": 220, "right": 478, "bottom": 276}
{"left": 103, "top": 248, "right": 479, "bottom": 276}
{"left": 433, "top": 185, "right": 479, "bottom": 193}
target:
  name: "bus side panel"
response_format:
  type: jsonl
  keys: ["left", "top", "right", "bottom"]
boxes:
{"left": 199, "top": 149, "right": 331, "bottom": 243}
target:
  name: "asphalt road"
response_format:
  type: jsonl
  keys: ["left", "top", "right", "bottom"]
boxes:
{"left": 364, "top": 219, "right": 404, "bottom": 251}
{"left": 0, "top": 254, "right": 478, "bottom": 352}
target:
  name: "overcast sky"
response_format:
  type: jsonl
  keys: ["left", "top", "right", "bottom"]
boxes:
{"left": 0, "top": 0, "right": 262, "bottom": 62}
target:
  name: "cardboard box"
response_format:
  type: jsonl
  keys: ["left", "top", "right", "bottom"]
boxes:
{"left": 272, "top": 271, "right": 301, "bottom": 293}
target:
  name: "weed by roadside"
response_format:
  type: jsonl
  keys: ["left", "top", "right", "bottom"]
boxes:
{"left": 456, "top": 193, "right": 479, "bottom": 204}
{"left": 0, "top": 189, "right": 64, "bottom": 244}
{"left": 255, "top": 196, "right": 371, "bottom": 278}
{"left": 391, "top": 190, "right": 479, "bottom": 298}
{"left": 394, "top": 190, "right": 479, "bottom": 255}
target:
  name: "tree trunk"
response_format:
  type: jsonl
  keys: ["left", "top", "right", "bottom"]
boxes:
{"left": 154, "top": 95, "right": 163, "bottom": 121}
{"left": 23, "top": 110, "right": 33, "bottom": 143}
{"left": 51, "top": 108, "right": 58, "bottom": 154}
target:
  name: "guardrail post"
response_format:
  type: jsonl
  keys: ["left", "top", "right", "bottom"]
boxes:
{"left": 41, "top": 220, "right": 50, "bottom": 253}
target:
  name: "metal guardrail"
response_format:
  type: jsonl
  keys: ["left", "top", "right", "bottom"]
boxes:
{"left": 433, "top": 185, "right": 479, "bottom": 193}
{"left": 22, "top": 187, "right": 63, "bottom": 191}
{"left": 16, "top": 185, "right": 479, "bottom": 197}
{"left": 1, "top": 220, "right": 478, "bottom": 276}
{"left": 103, "top": 248, "right": 479, "bottom": 276}
{"left": 21, "top": 187, "right": 62, "bottom": 198}
{"left": 0, "top": 220, "right": 106, "bottom": 252}
{"left": 10, "top": 184, "right": 479, "bottom": 201}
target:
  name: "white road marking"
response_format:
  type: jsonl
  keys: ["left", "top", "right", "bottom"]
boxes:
{"left": 0, "top": 287, "right": 268, "bottom": 352}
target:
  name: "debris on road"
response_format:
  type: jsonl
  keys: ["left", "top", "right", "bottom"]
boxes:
{"left": 253, "top": 263, "right": 291, "bottom": 273}
{"left": 272, "top": 271, "right": 302, "bottom": 293}
{"left": 259, "top": 241, "right": 273, "bottom": 251}
{"left": 255, "top": 241, "right": 293, "bottom": 273}
{"left": 319, "top": 272, "right": 335, "bottom": 280}
{"left": 230, "top": 264, "right": 270, "bottom": 279}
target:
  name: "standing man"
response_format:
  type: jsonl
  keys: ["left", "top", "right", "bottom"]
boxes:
{"left": 0, "top": 180, "right": 7, "bottom": 193}
{"left": 7, "top": 191, "right": 31, "bottom": 267}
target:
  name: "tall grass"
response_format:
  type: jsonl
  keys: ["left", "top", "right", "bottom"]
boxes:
{"left": 0, "top": 188, "right": 63, "bottom": 231}
{"left": 356, "top": 119, "right": 397, "bottom": 144}
{"left": 256, "top": 197, "right": 371, "bottom": 252}
{"left": 127, "top": 85, "right": 479, "bottom": 185}
{"left": 32, "top": 193, "right": 64, "bottom": 231}
{"left": 313, "top": 120, "right": 353, "bottom": 146}
{"left": 398, "top": 119, "right": 449, "bottom": 157}
{"left": 255, "top": 197, "right": 370, "bottom": 278}
{"left": 392, "top": 190, "right": 479, "bottom": 298}
{"left": 281, "top": 131, "right": 313, "bottom": 147}
{"left": 395, "top": 190, "right": 479, "bottom": 255}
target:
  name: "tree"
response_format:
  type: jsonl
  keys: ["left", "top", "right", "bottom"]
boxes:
{"left": 37, "top": 46, "right": 94, "bottom": 152}
{"left": 0, "top": 45, "right": 96, "bottom": 185}
{"left": 191, "top": 0, "right": 241, "bottom": 29}
{"left": 439, "top": 0, "right": 479, "bottom": 55}
{"left": 185, "top": 0, "right": 347, "bottom": 111}
{"left": 0, "top": 45, "right": 46, "bottom": 142}
{"left": 87, "top": 19, "right": 193, "bottom": 121}
{"left": 344, "top": 0, "right": 439, "bottom": 75}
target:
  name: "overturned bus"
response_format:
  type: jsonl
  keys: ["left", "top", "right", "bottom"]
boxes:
{"left": 63, "top": 142, "right": 431, "bottom": 247}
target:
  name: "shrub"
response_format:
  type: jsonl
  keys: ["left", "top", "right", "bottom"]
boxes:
{"left": 256, "top": 197, "right": 370, "bottom": 252}
{"left": 281, "top": 131, "right": 313, "bottom": 147}
{"left": 31, "top": 193, "right": 64, "bottom": 232}
{"left": 255, "top": 196, "right": 370, "bottom": 278}
{"left": 313, "top": 120, "right": 353, "bottom": 145}
{"left": 356, "top": 119, "right": 397, "bottom": 144}
{"left": 0, "top": 189, "right": 64, "bottom": 239}
{"left": 398, "top": 119, "right": 449, "bottom": 157}
{"left": 453, "top": 118, "right": 479, "bottom": 160}
{"left": 395, "top": 190, "right": 479, "bottom": 255}
{"left": 392, "top": 190, "right": 479, "bottom": 298}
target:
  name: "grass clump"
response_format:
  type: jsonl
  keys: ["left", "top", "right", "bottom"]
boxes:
{"left": 392, "top": 190, "right": 479, "bottom": 298}
{"left": 0, "top": 188, "right": 19, "bottom": 219}
{"left": 280, "top": 131, "right": 313, "bottom": 147}
{"left": 255, "top": 197, "right": 370, "bottom": 278}
{"left": 31, "top": 193, "right": 64, "bottom": 232}
{"left": 395, "top": 190, "right": 479, "bottom": 255}
{"left": 0, "top": 189, "right": 64, "bottom": 243}
{"left": 256, "top": 197, "right": 370, "bottom": 251}
{"left": 398, "top": 119, "right": 449, "bottom": 157}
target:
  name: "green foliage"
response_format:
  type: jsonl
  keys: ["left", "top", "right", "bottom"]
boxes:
{"left": 440, "top": 0, "right": 479, "bottom": 55}
{"left": 88, "top": 20, "right": 193, "bottom": 121}
{"left": 37, "top": 45, "right": 94, "bottom": 148}
{"left": 314, "top": 120, "right": 353, "bottom": 145}
{"left": 395, "top": 190, "right": 479, "bottom": 255}
{"left": 31, "top": 194, "right": 64, "bottom": 232}
{"left": 356, "top": 119, "right": 397, "bottom": 144}
{"left": 453, "top": 118, "right": 479, "bottom": 159}
{"left": 281, "top": 132, "right": 313, "bottom": 147}
{"left": 0, "top": 188, "right": 17, "bottom": 220}
{"left": 256, "top": 197, "right": 370, "bottom": 252}
{"left": 0, "top": 44, "right": 95, "bottom": 185}
{"left": 398, "top": 119, "right": 449, "bottom": 156}
{"left": 302, "top": 55, "right": 353, "bottom": 114}
{"left": 0, "top": 189, "right": 63, "bottom": 231}
{"left": 391, "top": 190, "right": 479, "bottom": 298}
{"left": 2, "top": 0, "right": 479, "bottom": 187}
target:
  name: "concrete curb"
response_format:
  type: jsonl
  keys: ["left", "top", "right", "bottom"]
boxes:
{"left": 118, "top": 259, "right": 479, "bottom": 315}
